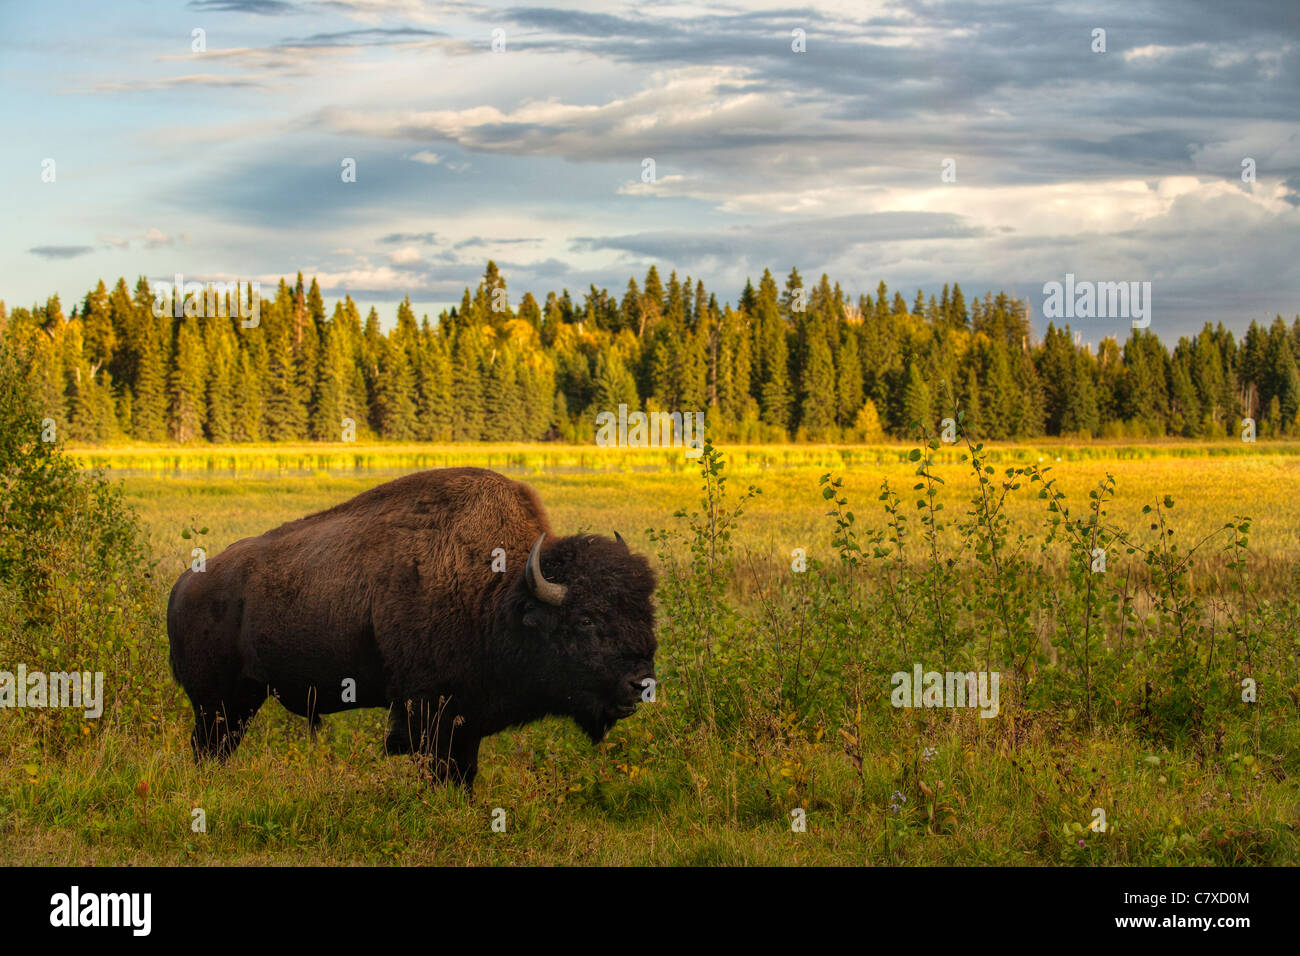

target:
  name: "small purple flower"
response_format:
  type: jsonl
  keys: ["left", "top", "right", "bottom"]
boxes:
{"left": 922, "top": 747, "right": 937, "bottom": 763}
{"left": 1077, "top": 839, "right": 1086, "bottom": 847}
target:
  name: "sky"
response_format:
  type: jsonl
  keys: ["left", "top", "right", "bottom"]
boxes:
{"left": 1, "top": 0, "right": 1297, "bottom": 342}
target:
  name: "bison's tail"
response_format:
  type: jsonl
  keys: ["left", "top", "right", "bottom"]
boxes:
{"left": 166, "top": 570, "right": 188, "bottom": 685}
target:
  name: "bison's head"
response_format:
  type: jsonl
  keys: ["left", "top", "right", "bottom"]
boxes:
{"left": 506, "top": 532, "right": 657, "bottom": 743}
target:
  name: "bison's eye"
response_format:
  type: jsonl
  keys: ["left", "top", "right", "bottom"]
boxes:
{"left": 579, "top": 616, "right": 595, "bottom": 629}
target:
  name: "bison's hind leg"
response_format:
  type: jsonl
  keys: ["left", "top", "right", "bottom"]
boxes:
{"left": 190, "top": 679, "right": 267, "bottom": 762}
{"left": 383, "top": 703, "right": 414, "bottom": 756}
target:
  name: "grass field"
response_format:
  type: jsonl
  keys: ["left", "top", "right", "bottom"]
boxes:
{"left": 3, "top": 441, "right": 1298, "bottom": 865}
{"left": 64, "top": 438, "right": 1300, "bottom": 574}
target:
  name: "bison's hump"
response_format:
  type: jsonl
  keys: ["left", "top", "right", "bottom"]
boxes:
{"left": 256, "top": 467, "right": 549, "bottom": 535}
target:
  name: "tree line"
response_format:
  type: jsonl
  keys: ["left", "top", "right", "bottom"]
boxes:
{"left": 2, "top": 262, "right": 1298, "bottom": 445}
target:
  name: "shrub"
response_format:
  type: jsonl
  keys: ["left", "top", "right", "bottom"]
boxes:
{"left": 0, "top": 339, "right": 168, "bottom": 752}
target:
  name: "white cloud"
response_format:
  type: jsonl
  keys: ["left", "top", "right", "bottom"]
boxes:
{"left": 316, "top": 66, "right": 791, "bottom": 161}
{"left": 388, "top": 246, "right": 424, "bottom": 265}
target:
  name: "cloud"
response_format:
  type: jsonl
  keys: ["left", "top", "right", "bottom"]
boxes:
{"left": 1283, "top": 175, "right": 1300, "bottom": 207}
{"left": 315, "top": 66, "right": 804, "bottom": 162}
{"left": 573, "top": 212, "right": 984, "bottom": 266}
{"left": 29, "top": 246, "right": 95, "bottom": 259}
{"left": 616, "top": 174, "right": 689, "bottom": 196}
{"left": 453, "top": 237, "right": 542, "bottom": 249}
{"left": 155, "top": 45, "right": 352, "bottom": 75}
{"left": 14, "top": 0, "right": 1300, "bottom": 338}
{"left": 142, "top": 228, "right": 176, "bottom": 248}
{"left": 387, "top": 246, "right": 425, "bottom": 265}
{"left": 97, "top": 230, "right": 182, "bottom": 251}
{"left": 64, "top": 74, "right": 268, "bottom": 93}
{"left": 408, "top": 151, "right": 470, "bottom": 171}
{"left": 187, "top": 0, "right": 299, "bottom": 14}
{"left": 379, "top": 231, "right": 438, "bottom": 244}
{"left": 278, "top": 26, "right": 444, "bottom": 47}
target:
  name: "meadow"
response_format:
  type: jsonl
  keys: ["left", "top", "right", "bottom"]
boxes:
{"left": 2, "top": 439, "right": 1298, "bottom": 865}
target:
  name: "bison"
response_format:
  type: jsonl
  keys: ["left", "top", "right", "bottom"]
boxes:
{"left": 166, "top": 467, "right": 657, "bottom": 788}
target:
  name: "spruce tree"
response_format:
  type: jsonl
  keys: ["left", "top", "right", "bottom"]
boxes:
{"left": 168, "top": 318, "right": 207, "bottom": 442}
{"left": 417, "top": 330, "right": 454, "bottom": 441}
{"left": 900, "top": 362, "right": 932, "bottom": 436}
{"left": 232, "top": 348, "right": 263, "bottom": 441}
{"left": 961, "top": 366, "right": 982, "bottom": 436}
{"left": 1061, "top": 352, "right": 1100, "bottom": 437}
{"left": 81, "top": 280, "right": 115, "bottom": 375}
{"left": 374, "top": 338, "right": 417, "bottom": 440}
{"left": 264, "top": 322, "right": 307, "bottom": 441}
{"left": 592, "top": 349, "right": 639, "bottom": 414}
{"left": 451, "top": 329, "right": 486, "bottom": 441}
{"left": 950, "top": 283, "right": 968, "bottom": 327}
{"left": 132, "top": 321, "right": 168, "bottom": 441}
{"left": 482, "top": 349, "right": 525, "bottom": 441}
{"left": 718, "top": 304, "right": 753, "bottom": 423}
{"left": 981, "top": 345, "right": 1015, "bottom": 439}
{"left": 516, "top": 354, "right": 554, "bottom": 440}
{"left": 836, "top": 325, "right": 863, "bottom": 428}
{"left": 754, "top": 270, "right": 791, "bottom": 431}
{"left": 310, "top": 322, "right": 347, "bottom": 441}
{"left": 204, "top": 319, "right": 236, "bottom": 443}
{"left": 799, "top": 331, "right": 836, "bottom": 438}
{"left": 1168, "top": 357, "right": 1201, "bottom": 437}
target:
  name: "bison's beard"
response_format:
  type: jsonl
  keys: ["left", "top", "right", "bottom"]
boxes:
{"left": 576, "top": 710, "right": 616, "bottom": 744}
{"left": 575, "top": 699, "right": 639, "bottom": 743}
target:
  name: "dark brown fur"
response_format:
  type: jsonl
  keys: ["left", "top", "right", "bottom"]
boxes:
{"left": 167, "top": 467, "right": 657, "bottom": 788}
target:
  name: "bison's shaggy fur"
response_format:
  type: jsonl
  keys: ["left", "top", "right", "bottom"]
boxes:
{"left": 167, "top": 467, "right": 657, "bottom": 788}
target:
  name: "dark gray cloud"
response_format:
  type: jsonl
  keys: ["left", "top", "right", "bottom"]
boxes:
{"left": 573, "top": 212, "right": 984, "bottom": 263}
{"left": 380, "top": 231, "right": 438, "bottom": 244}
{"left": 504, "top": 6, "right": 687, "bottom": 40}
{"left": 280, "top": 27, "right": 445, "bottom": 48}
{"left": 495, "top": 256, "right": 571, "bottom": 277}
{"left": 188, "top": 0, "right": 298, "bottom": 14}
{"left": 453, "top": 236, "right": 541, "bottom": 249}
{"left": 486, "top": 0, "right": 1300, "bottom": 189}
{"left": 1283, "top": 175, "right": 1300, "bottom": 207}
{"left": 29, "top": 246, "right": 95, "bottom": 259}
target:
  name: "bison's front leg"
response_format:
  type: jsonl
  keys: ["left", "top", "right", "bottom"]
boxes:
{"left": 189, "top": 679, "right": 267, "bottom": 762}
{"left": 386, "top": 698, "right": 480, "bottom": 790}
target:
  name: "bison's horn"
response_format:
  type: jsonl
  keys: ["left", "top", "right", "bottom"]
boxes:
{"left": 526, "top": 534, "right": 568, "bottom": 606}
{"left": 614, "top": 531, "right": 626, "bottom": 547}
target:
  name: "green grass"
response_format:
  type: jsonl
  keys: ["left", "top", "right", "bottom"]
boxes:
{"left": 3, "top": 441, "right": 1298, "bottom": 865}
{"left": 5, "top": 696, "right": 1291, "bottom": 865}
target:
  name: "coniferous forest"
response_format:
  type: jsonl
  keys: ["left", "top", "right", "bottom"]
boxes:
{"left": 4, "top": 261, "right": 1299, "bottom": 445}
